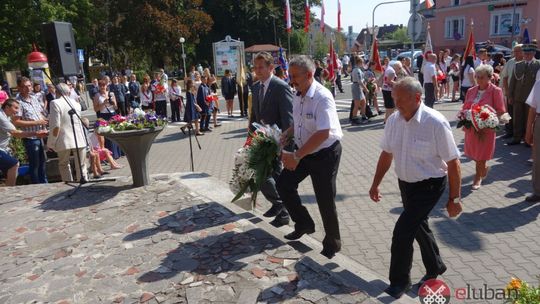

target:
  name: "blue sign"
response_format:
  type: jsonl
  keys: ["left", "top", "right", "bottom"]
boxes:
{"left": 77, "top": 49, "right": 84, "bottom": 63}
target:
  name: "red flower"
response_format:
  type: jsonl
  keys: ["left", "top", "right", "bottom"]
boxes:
{"left": 480, "top": 112, "right": 490, "bottom": 121}
{"left": 472, "top": 104, "right": 482, "bottom": 113}
{"left": 111, "top": 114, "right": 126, "bottom": 123}
{"left": 244, "top": 136, "right": 253, "bottom": 147}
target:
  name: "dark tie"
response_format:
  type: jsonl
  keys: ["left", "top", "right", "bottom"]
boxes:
{"left": 259, "top": 83, "right": 265, "bottom": 110}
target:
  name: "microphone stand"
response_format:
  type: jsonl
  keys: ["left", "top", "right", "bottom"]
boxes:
{"left": 37, "top": 68, "right": 115, "bottom": 198}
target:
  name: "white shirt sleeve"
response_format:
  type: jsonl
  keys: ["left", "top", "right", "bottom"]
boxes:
{"left": 434, "top": 119, "right": 460, "bottom": 162}
{"left": 380, "top": 116, "right": 393, "bottom": 153}
{"left": 314, "top": 95, "right": 336, "bottom": 131}
{"left": 526, "top": 80, "right": 540, "bottom": 109}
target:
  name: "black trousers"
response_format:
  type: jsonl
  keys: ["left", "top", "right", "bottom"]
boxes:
{"left": 277, "top": 141, "right": 342, "bottom": 247}
{"left": 418, "top": 72, "right": 424, "bottom": 87}
{"left": 171, "top": 99, "right": 181, "bottom": 122}
{"left": 390, "top": 177, "right": 446, "bottom": 286}
{"left": 336, "top": 74, "right": 343, "bottom": 92}
{"left": 156, "top": 100, "right": 167, "bottom": 118}
{"left": 238, "top": 85, "right": 248, "bottom": 116}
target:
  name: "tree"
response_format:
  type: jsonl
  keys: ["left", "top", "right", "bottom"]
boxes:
{"left": 390, "top": 27, "right": 411, "bottom": 44}
{"left": 0, "top": 0, "right": 99, "bottom": 71}
{"left": 197, "top": 0, "right": 321, "bottom": 66}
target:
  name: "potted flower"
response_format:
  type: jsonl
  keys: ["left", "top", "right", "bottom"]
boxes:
{"left": 96, "top": 109, "right": 168, "bottom": 187}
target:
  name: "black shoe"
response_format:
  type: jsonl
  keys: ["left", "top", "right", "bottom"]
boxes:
{"left": 270, "top": 216, "right": 290, "bottom": 227}
{"left": 502, "top": 133, "right": 513, "bottom": 139}
{"left": 417, "top": 264, "right": 447, "bottom": 286}
{"left": 378, "top": 110, "right": 385, "bottom": 115}
{"left": 524, "top": 143, "right": 532, "bottom": 148}
{"left": 263, "top": 205, "right": 284, "bottom": 217}
{"left": 525, "top": 194, "right": 540, "bottom": 202}
{"left": 506, "top": 140, "right": 521, "bottom": 145}
{"left": 320, "top": 239, "right": 341, "bottom": 259}
{"left": 284, "top": 227, "right": 315, "bottom": 240}
{"left": 384, "top": 282, "right": 411, "bottom": 299}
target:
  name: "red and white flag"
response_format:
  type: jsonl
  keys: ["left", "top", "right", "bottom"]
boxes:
{"left": 424, "top": 26, "right": 433, "bottom": 55}
{"left": 304, "top": 0, "right": 310, "bottom": 33}
{"left": 328, "top": 41, "right": 337, "bottom": 80}
{"left": 370, "top": 39, "right": 384, "bottom": 76}
{"left": 320, "top": 0, "right": 325, "bottom": 33}
{"left": 463, "top": 23, "right": 477, "bottom": 62}
{"left": 337, "top": 0, "right": 341, "bottom": 32}
{"left": 285, "top": 0, "right": 292, "bottom": 33}
{"left": 425, "top": 0, "right": 434, "bottom": 9}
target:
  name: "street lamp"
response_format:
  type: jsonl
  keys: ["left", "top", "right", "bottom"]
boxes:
{"left": 371, "top": 0, "right": 409, "bottom": 52}
{"left": 180, "top": 37, "right": 187, "bottom": 79}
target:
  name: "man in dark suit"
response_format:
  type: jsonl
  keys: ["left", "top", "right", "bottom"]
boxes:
{"left": 508, "top": 44, "right": 540, "bottom": 146}
{"left": 249, "top": 52, "right": 294, "bottom": 227}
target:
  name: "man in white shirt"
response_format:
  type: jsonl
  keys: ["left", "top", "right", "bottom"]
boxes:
{"left": 500, "top": 44, "right": 524, "bottom": 139}
{"left": 335, "top": 56, "right": 344, "bottom": 93}
{"left": 525, "top": 75, "right": 540, "bottom": 202}
{"left": 277, "top": 55, "right": 343, "bottom": 259}
{"left": 369, "top": 77, "right": 462, "bottom": 299}
{"left": 342, "top": 54, "right": 350, "bottom": 78}
{"left": 422, "top": 53, "right": 438, "bottom": 108}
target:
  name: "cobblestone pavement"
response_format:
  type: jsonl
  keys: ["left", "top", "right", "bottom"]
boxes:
{"left": 107, "top": 80, "right": 540, "bottom": 303}
{"left": 0, "top": 174, "right": 385, "bottom": 304}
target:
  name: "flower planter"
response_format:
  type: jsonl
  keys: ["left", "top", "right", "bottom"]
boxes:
{"left": 102, "top": 127, "right": 164, "bottom": 187}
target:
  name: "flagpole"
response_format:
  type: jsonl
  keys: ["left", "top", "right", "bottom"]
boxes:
{"left": 288, "top": 32, "right": 291, "bottom": 57}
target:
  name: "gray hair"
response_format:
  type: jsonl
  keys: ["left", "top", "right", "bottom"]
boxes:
{"left": 475, "top": 64, "right": 494, "bottom": 78}
{"left": 392, "top": 61, "right": 403, "bottom": 69}
{"left": 56, "top": 83, "right": 71, "bottom": 96}
{"left": 394, "top": 77, "right": 423, "bottom": 95}
{"left": 289, "top": 55, "right": 316, "bottom": 73}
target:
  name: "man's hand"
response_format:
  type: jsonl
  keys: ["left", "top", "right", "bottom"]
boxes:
{"left": 36, "top": 119, "right": 48, "bottom": 126}
{"left": 281, "top": 152, "right": 299, "bottom": 171}
{"left": 446, "top": 199, "right": 463, "bottom": 218}
{"left": 369, "top": 184, "right": 382, "bottom": 202}
{"left": 35, "top": 129, "right": 48, "bottom": 138}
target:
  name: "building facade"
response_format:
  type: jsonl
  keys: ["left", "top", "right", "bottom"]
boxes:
{"left": 426, "top": 0, "right": 539, "bottom": 52}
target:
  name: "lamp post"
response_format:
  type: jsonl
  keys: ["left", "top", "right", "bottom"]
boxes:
{"left": 371, "top": 0, "right": 409, "bottom": 51}
{"left": 180, "top": 37, "right": 187, "bottom": 79}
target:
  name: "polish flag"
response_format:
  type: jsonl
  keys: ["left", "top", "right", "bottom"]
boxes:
{"left": 425, "top": 0, "right": 434, "bottom": 9}
{"left": 337, "top": 0, "right": 341, "bottom": 32}
{"left": 370, "top": 39, "right": 384, "bottom": 76}
{"left": 304, "top": 0, "right": 310, "bottom": 33}
{"left": 285, "top": 0, "right": 292, "bottom": 33}
{"left": 463, "top": 25, "right": 477, "bottom": 63}
{"left": 320, "top": 0, "right": 325, "bottom": 33}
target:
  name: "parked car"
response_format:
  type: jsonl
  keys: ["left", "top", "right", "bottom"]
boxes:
{"left": 475, "top": 41, "right": 512, "bottom": 60}
{"left": 393, "top": 50, "right": 423, "bottom": 72}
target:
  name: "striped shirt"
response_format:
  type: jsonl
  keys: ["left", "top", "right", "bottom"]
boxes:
{"left": 16, "top": 94, "right": 47, "bottom": 136}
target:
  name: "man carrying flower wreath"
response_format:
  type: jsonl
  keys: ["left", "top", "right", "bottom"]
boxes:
{"left": 277, "top": 55, "right": 343, "bottom": 259}
{"left": 250, "top": 52, "right": 294, "bottom": 227}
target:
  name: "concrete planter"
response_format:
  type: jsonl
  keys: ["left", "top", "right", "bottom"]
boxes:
{"left": 102, "top": 127, "right": 164, "bottom": 187}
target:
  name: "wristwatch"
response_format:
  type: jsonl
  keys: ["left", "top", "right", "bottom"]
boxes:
{"left": 293, "top": 152, "right": 301, "bottom": 161}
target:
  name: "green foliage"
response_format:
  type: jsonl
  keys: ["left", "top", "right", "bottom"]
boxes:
{"left": 8, "top": 137, "right": 27, "bottom": 164}
{"left": 505, "top": 277, "right": 540, "bottom": 304}
{"left": 0, "top": 0, "right": 98, "bottom": 70}
{"left": 390, "top": 27, "right": 411, "bottom": 44}
{"left": 247, "top": 136, "right": 278, "bottom": 192}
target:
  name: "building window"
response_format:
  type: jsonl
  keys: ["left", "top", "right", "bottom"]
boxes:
{"left": 452, "top": 0, "right": 460, "bottom": 6}
{"left": 445, "top": 16, "right": 465, "bottom": 40}
{"left": 490, "top": 9, "right": 521, "bottom": 36}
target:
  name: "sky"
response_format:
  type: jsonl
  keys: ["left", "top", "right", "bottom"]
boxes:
{"left": 313, "top": 0, "right": 412, "bottom": 33}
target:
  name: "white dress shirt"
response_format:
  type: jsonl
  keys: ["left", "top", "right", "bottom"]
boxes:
{"left": 380, "top": 104, "right": 460, "bottom": 183}
{"left": 293, "top": 80, "right": 343, "bottom": 152}
{"left": 526, "top": 78, "right": 540, "bottom": 113}
{"left": 423, "top": 62, "right": 437, "bottom": 84}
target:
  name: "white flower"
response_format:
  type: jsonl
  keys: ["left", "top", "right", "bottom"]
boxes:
{"left": 499, "top": 112, "right": 511, "bottom": 124}
{"left": 134, "top": 108, "right": 145, "bottom": 117}
{"left": 97, "top": 126, "right": 111, "bottom": 133}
